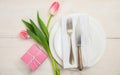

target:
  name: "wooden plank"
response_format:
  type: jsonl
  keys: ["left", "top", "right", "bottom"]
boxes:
{"left": 0, "top": 38, "right": 120, "bottom": 75}
{"left": 0, "top": 0, "right": 120, "bottom": 75}
{"left": 0, "top": 0, "right": 120, "bottom": 38}
{"left": 0, "top": 38, "right": 53, "bottom": 75}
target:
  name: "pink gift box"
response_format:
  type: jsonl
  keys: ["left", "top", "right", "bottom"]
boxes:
{"left": 21, "top": 44, "right": 47, "bottom": 71}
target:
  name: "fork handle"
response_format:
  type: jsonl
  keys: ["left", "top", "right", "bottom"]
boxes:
{"left": 78, "top": 46, "right": 83, "bottom": 71}
{"left": 69, "top": 37, "right": 74, "bottom": 65}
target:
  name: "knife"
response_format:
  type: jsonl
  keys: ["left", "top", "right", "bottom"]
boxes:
{"left": 75, "top": 17, "right": 83, "bottom": 71}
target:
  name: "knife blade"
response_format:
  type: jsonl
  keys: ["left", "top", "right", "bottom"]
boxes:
{"left": 76, "top": 19, "right": 81, "bottom": 46}
{"left": 75, "top": 17, "right": 83, "bottom": 71}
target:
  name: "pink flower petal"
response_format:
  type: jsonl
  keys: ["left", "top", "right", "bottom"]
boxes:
{"left": 49, "top": 1, "right": 60, "bottom": 15}
{"left": 19, "top": 30, "right": 29, "bottom": 39}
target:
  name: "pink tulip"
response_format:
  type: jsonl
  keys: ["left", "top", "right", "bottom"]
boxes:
{"left": 19, "top": 30, "right": 29, "bottom": 39}
{"left": 49, "top": 1, "right": 60, "bottom": 16}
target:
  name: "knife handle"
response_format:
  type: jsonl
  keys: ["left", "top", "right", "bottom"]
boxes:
{"left": 78, "top": 46, "right": 83, "bottom": 71}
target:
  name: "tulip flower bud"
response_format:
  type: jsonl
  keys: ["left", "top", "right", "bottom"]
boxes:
{"left": 49, "top": 1, "right": 60, "bottom": 16}
{"left": 19, "top": 30, "right": 29, "bottom": 39}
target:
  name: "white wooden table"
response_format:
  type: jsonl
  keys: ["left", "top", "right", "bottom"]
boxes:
{"left": 0, "top": 0, "right": 120, "bottom": 75}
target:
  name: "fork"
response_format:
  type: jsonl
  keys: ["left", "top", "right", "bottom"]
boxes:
{"left": 66, "top": 17, "right": 74, "bottom": 65}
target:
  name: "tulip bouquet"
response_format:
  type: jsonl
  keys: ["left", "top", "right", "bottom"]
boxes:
{"left": 21, "top": 1, "right": 60, "bottom": 75}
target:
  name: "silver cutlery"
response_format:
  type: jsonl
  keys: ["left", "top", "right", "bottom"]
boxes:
{"left": 75, "top": 17, "right": 83, "bottom": 70}
{"left": 66, "top": 17, "right": 74, "bottom": 65}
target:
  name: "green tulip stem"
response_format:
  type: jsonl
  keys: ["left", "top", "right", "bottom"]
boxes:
{"left": 47, "top": 14, "right": 53, "bottom": 28}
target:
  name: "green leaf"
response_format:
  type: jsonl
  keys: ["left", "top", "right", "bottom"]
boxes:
{"left": 29, "top": 19, "right": 49, "bottom": 49}
{"left": 29, "top": 19, "right": 47, "bottom": 40}
{"left": 27, "top": 29, "right": 49, "bottom": 53}
{"left": 37, "top": 12, "right": 49, "bottom": 39}
{"left": 22, "top": 20, "right": 34, "bottom": 32}
{"left": 27, "top": 29, "right": 42, "bottom": 45}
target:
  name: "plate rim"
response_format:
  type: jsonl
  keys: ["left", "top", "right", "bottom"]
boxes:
{"left": 49, "top": 13, "right": 106, "bottom": 67}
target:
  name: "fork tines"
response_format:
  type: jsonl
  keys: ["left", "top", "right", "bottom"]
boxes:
{"left": 67, "top": 17, "right": 73, "bottom": 29}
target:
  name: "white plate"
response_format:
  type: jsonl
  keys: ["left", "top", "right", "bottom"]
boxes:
{"left": 49, "top": 21, "right": 63, "bottom": 65}
{"left": 49, "top": 14, "right": 106, "bottom": 67}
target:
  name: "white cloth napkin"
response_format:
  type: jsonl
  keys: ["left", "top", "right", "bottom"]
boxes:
{"left": 61, "top": 15, "right": 89, "bottom": 68}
